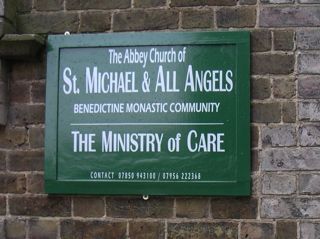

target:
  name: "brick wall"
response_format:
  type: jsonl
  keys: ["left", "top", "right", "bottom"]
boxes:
{"left": 0, "top": 0, "right": 318, "bottom": 238}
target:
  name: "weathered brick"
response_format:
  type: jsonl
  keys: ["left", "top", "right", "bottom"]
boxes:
{"left": 9, "top": 196, "right": 71, "bottom": 216}
{"left": 240, "top": 222, "right": 274, "bottom": 239}
{"left": 300, "top": 223, "right": 320, "bottom": 239}
{"left": 251, "top": 102, "right": 281, "bottom": 123}
{"left": 299, "top": 174, "right": 320, "bottom": 195}
{"left": 0, "top": 151, "right": 6, "bottom": 171}
{"left": 251, "top": 54, "right": 294, "bottom": 75}
{"left": 73, "top": 197, "right": 105, "bottom": 217}
{"left": 251, "top": 149, "right": 259, "bottom": 172}
{"left": 11, "top": 62, "right": 41, "bottom": 82}
{"left": 27, "top": 173, "right": 44, "bottom": 194}
{"left": 17, "top": 12, "right": 79, "bottom": 34}
{"left": 66, "top": 0, "right": 131, "bottom": 10}
{"left": 276, "top": 221, "right": 297, "bottom": 239}
{"left": 0, "top": 174, "right": 26, "bottom": 194}
{"left": 299, "top": 101, "right": 320, "bottom": 121}
{"left": 298, "top": 53, "right": 320, "bottom": 74}
{"left": 8, "top": 150, "right": 43, "bottom": 171}
{"left": 261, "top": 198, "right": 320, "bottom": 218}
{"left": 261, "top": 0, "right": 293, "bottom": 4}
{"left": 0, "top": 220, "right": 4, "bottom": 239}
{"left": 16, "top": 0, "right": 32, "bottom": 13}
{"left": 8, "top": 104, "right": 45, "bottom": 125}
{"left": 262, "top": 174, "right": 296, "bottom": 194}
{"left": 261, "top": 148, "right": 320, "bottom": 171}
{"left": 61, "top": 220, "right": 127, "bottom": 239}
{"left": 181, "top": 9, "right": 213, "bottom": 29}
{"left": 273, "top": 30, "right": 294, "bottom": 51}
{"left": 273, "top": 78, "right": 295, "bottom": 99}
{"left": 135, "top": 0, "right": 166, "bottom": 8}
{"left": 114, "top": 9, "right": 179, "bottom": 31}
{"left": 251, "top": 78, "right": 271, "bottom": 100}
{"left": 130, "top": 222, "right": 165, "bottom": 239}
{"left": 106, "top": 197, "right": 173, "bottom": 218}
{"left": 29, "top": 219, "right": 58, "bottom": 239}
{"left": 79, "top": 11, "right": 111, "bottom": 33}
{"left": 251, "top": 30, "right": 271, "bottom": 52}
{"left": 216, "top": 7, "right": 256, "bottom": 28}
{"left": 0, "top": 196, "right": 5, "bottom": 215}
{"left": 5, "top": 219, "right": 26, "bottom": 239}
{"left": 170, "top": 0, "right": 237, "bottom": 6}
{"left": 299, "top": 125, "right": 320, "bottom": 146}
{"left": 211, "top": 197, "right": 257, "bottom": 219}
{"left": 35, "top": 0, "right": 63, "bottom": 11}
{"left": 297, "top": 29, "right": 320, "bottom": 50}
{"left": 261, "top": 125, "right": 296, "bottom": 147}
{"left": 168, "top": 222, "right": 238, "bottom": 239}
{"left": 176, "top": 198, "right": 209, "bottom": 218}
{"left": 251, "top": 125, "right": 259, "bottom": 148}
{"left": 9, "top": 82, "right": 30, "bottom": 103}
{"left": 31, "top": 81, "right": 45, "bottom": 103}
{"left": 29, "top": 127, "right": 44, "bottom": 148}
{"left": 282, "top": 102, "right": 296, "bottom": 123}
{"left": 260, "top": 7, "right": 320, "bottom": 27}
{"left": 239, "top": 0, "right": 257, "bottom": 5}
{"left": 0, "top": 126, "right": 27, "bottom": 148}
{"left": 298, "top": 77, "right": 320, "bottom": 99}
{"left": 298, "top": 0, "right": 320, "bottom": 3}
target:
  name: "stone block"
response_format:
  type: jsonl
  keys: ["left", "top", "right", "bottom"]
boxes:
{"left": 31, "top": 81, "right": 45, "bottom": 103}
{"left": 79, "top": 11, "right": 111, "bottom": 33}
{"left": 0, "top": 126, "right": 27, "bottom": 149}
{"left": 260, "top": 7, "right": 320, "bottom": 27}
{"left": 273, "top": 30, "right": 294, "bottom": 51}
{"left": 168, "top": 222, "right": 238, "bottom": 239}
{"left": 298, "top": 53, "right": 320, "bottom": 74}
{"left": 8, "top": 150, "right": 44, "bottom": 171}
{"left": 114, "top": 9, "right": 179, "bottom": 31}
{"left": 66, "top": 0, "right": 131, "bottom": 10}
{"left": 29, "top": 126, "right": 44, "bottom": 148}
{"left": 251, "top": 78, "right": 271, "bottom": 99}
{"left": 261, "top": 148, "right": 320, "bottom": 171}
{"left": 251, "top": 30, "right": 271, "bottom": 52}
{"left": 35, "top": 0, "right": 63, "bottom": 11}
{"left": 29, "top": 219, "right": 58, "bottom": 239}
{"left": 211, "top": 197, "right": 257, "bottom": 219}
{"left": 262, "top": 173, "right": 296, "bottom": 194}
{"left": 299, "top": 101, "right": 320, "bottom": 121}
{"left": 217, "top": 7, "right": 256, "bottom": 28}
{"left": 276, "top": 221, "right": 297, "bottom": 239}
{"left": 297, "top": 29, "right": 320, "bottom": 49}
{"left": 9, "top": 196, "right": 71, "bottom": 216}
{"left": 261, "top": 0, "right": 293, "bottom": 3}
{"left": 176, "top": 198, "right": 209, "bottom": 218}
{"left": 261, "top": 198, "right": 320, "bottom": 218}
{"left": 17, "top": 12, "right": 79, "bottom": 34}
{"left": 299, "top": 174, "right": 320, "bottom": 195}
{"left": 130, "top": 222, "right": 165, "bottom": 239}
{"left": 273, "top": 78, "right": 295, "bottom": 99}
{"left": 251, "top": 102, "right": 281, "bottom": 123}
{"left": 239, "top": 0, "right": 257, "bottom": 5}
{"left": 73, "top": 197, "right": 105, "bottom": 217}
{"left": 61, "top": 220, "right": 127, "bottom": 239}
{"left": 8, "top": 104, "right": 45, "bottom": 125}
{"left": 181, "top": 9, "right": 213, "bottom": 29}
{"left": 9, "top": 82, "right": 30, "bottom": 103}
{"left": 135, "top": 0, "right": 166, "bottom": 8}
{"left": 240, "top": 222, "right": 274, "bottom": 239}
{"left": 299, "top": 125, "right": 320, "bottom": 146}
{"left": 282, "top": 102, "right": 296, "bottom": 123}
{"left": 251, "top": 54, "right": 294, "bottom": 75}
{"left": 5, "top": 219, "right": 26, "bottom": 239}
{"left": 170, "top": 0, "right": 237, "bottom": 6}
{"left": 106, "top": 197, "right": 173, "bottom": 218}
{"left": 298, "top": 76, "right": 320, "bottom": 99}
{"left": 0, "top": 174, "right": 26, "bottom": 194}
{"left": 300, "top": 223, "right": 320, "bottom": 239}
{"left": 261, "top": 125, "right": 296, "bottom": 147}
{"left": 27, "top": 173, "right": 44, "bottom": 194}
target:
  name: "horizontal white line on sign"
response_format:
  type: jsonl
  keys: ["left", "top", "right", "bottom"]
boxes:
{"left": 70, "top": 122, "right": 224, "bottom": 126}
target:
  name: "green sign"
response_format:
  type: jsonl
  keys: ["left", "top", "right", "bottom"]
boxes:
{"left": 45, "top": 31, "right": 250, "bottom": 196}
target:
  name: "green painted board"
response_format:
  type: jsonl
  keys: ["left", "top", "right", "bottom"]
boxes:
{"left": 45, "top": 31, "right": 250, "bottom": 196}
